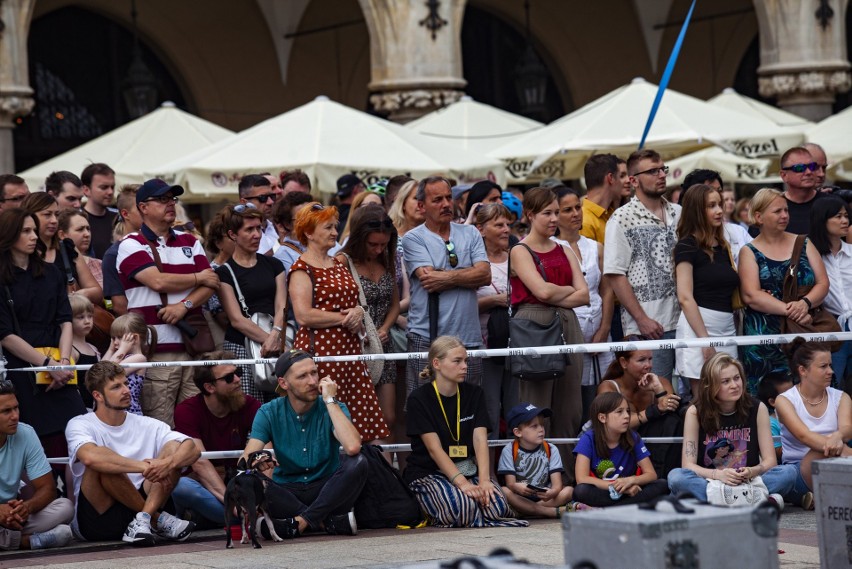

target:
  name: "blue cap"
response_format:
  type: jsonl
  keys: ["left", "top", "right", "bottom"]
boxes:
{"left": 506, "top": 402, "right": 552, "bottom": 431}
{"left": 137, "top": 178, "right": 184, "bottom": 204}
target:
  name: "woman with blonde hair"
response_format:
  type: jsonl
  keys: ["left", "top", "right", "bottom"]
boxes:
{"left": 668, "top": 353, "right": 796, "bottom": 503}
{"left": 289, "top": 203, "right": 390, "bottom": 442}
{"left": 338, "top": 190, "right": 384, "bottom": 244}
{"left": 388, "top": 180, "right": 424, "bottom": 240}
{"left": 738, "top": 188, "right": 829, "bottom": 394}
{"left": 404, "top": 336, "right": 526, "bottom": 528}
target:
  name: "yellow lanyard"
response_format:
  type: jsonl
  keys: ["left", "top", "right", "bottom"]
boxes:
{"left": 432, "top": 381, "right": 460, "bottom": 442}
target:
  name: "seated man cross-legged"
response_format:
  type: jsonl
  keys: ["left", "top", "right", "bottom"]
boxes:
{"left": 65, "top": 361, "right": 201, "bottom": 545}
{"left": 242, "top": 349, "right": 368, "bottom": 539}
{"left": 172, "top": 351, "right": 261, "bottom": 527}
{"left": 0, "top": 380, "right": 74, "bottom": 551}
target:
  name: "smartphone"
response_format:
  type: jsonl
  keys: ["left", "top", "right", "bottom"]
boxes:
{"left": 526, "top": 483, "right": 548, "bottom": 493}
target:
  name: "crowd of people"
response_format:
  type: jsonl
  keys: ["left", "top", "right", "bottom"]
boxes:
{"left": 0, "top": 142, "right": 851, "bottom": 551}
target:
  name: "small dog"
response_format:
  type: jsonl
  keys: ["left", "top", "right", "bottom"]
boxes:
{"left": 224, "top": 450, "right": 282, "bottom": 548}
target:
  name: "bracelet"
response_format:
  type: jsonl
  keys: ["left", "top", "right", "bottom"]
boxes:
{"left": 801, "top": 296, "right": 812, "bottom": 309}
{"left": 654, "top": 391, "right": 667, "bottom": 399}
{"left": 42, "top": 357, "right": 50, "bottom": 367}
{"left": 450, "top": 472, "right": 464, "bottom": 485}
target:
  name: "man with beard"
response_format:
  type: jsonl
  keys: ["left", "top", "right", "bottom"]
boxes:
{"left": 65, "top": 362, "right": 200, "bottom": 546}
{"left": 171, "top": 352, "right": 261, "bottom": 528}
{"left": 604, "top": 149, "right": 681, "bottom": 380}
{"left": 402, "top": 176, "right": 490, "bottom": 397}
{"left": 241, "top": 350, "right": 367, "bottom": 539}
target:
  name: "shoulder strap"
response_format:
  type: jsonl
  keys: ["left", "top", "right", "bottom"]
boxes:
{"left": 281, "top": 241, "right": 302, "bottom": 254}
{"left": 58, "top": 240, "right": 77, "bottom": 289}
{"left": 341, "top": 252, "right": 368, "bottom": 308}
{"left": 145, "top": 238, "right": 171, "bottom": 309}
{"left": 783, "top": 235, "right": 807, "bottom": 303}
{"left": 515, "top": 242, "right": 548, "bottom": 282}
{"left": 3, "top": 286, "right": 21, "bottom": 337}
{"left": 222, "top": 262, "right": 249, "bottom": 317}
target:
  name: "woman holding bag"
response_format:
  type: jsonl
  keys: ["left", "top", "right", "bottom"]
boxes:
{"left": 215, "top": 203, "right": 286, "bottom": 402}
{"left": 337, "top": 204, "right": 400, "bottom": 432}
{"left": 289, "top": 202, "right": 390, "bottom": 443}
{"left": 509, "top": 187, "right": 589, "bottom": 444}
{"left": 738, "top": 188, "right": 829, "bottom": 395}
{"left": 674, "top": 185, "right": 740, "bottom": 400}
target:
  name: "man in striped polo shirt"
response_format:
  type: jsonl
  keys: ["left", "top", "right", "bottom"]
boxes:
{"left": 117, "top": 179, "right": 220, "bottom": 426}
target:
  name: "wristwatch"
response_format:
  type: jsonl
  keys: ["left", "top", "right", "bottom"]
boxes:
{"left": 324, "top": 396, "right": 339, "bottom": 405}
{"left": 181, "top": 299, "right": 193, "bottom": 310}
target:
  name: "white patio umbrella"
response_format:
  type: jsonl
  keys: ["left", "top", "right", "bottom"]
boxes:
{"left": 806, "top": 105, "right": 852, "bottom": 182}
{"left": 18, "top": 102, "right": 234, "bottom": 199}
{"left": 490, "top": 78, "right": 802, "bottom": 183}
{"left": 666, "top": 88, "right": 810, "bottom": 186}
{"left": 152, "top": 96, "right": 505, "bottom": 200}
{"left": 405, "top": 96, "right": 543, "bottom": 155}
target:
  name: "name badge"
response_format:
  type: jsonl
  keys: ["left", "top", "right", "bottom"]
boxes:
{"left": 449, "top": 445, "right": 468, "bottom": 458}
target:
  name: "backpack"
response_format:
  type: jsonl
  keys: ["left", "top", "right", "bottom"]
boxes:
{"left": 512, "top": 439, "right": 550, "bottom": 468}
{"left": 353, "top": 445, "right": 424, "bottom": 529}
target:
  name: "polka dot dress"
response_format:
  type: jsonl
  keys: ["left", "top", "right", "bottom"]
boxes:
{"left": 291, "top": 257, "right": 390, "bottom": 442}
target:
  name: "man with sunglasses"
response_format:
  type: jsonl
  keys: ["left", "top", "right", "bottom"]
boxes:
{"left": 402, "top": 176, "right": 491, "bottom": 397}
{"left": 0, "top": 174, "right": 29, "bottom": 213}
{"left": 238, "top": 174, "right": 280, "bottom": 255}
{"left": 604, "top": 149, "right": 681, "bottom": 381}
{"left": 117, "top": 178, "right": 220, "bottom": 426}
{"left": 780, "top": 146, "right": 825, "bottom": 235}
{"left": 171, "top": 351, "right": 262, "bottom": 528}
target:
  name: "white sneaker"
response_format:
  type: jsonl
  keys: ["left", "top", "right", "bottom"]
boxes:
{"left": 768, "top": 493, "right": 785, "bottom": 511}
{"left": 123, "top": 512, "right": 156, "bottom": 546}
{"left": 30, "top": 524, "right": 73, "bottom": 549}
{"left": 155, "top": 511, "right": 194, "bottom": 541}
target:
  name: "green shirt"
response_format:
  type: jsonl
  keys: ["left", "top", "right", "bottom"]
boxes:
{"left": 251, "top": 397, "right": 350, "bottom": 484}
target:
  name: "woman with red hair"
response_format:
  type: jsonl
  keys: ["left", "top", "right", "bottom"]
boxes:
{"left": 288, "top": 203, "right": 390, "bottom": 442}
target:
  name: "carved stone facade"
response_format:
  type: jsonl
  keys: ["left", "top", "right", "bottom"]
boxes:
{"left": 359, "top": 0, "right": 467, "bottom": 123}
{"left": 0, "top": 0, "right": 36, "bottom": 173}
{"left": 753, "top": 0, "right": 850, "bottom": 121}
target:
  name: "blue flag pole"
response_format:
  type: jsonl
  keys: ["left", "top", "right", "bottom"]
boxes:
{"left": 638, "top": 0, "right": 698, "bottom": 150}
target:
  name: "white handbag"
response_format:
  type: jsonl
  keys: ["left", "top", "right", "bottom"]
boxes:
{"left": 706, "top": 475, "right": 769, "bottom": 507}
{"left": 341, "top": 253, "right": 384, "bottom": 385}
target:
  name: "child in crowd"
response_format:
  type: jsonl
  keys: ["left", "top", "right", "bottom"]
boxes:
{"left": 69, "top": 295, "right": 99, "bottom": 409}
{"left": 573, "top": 393, "right": 669, "bottom": 507}
{"left": 102, "top": 313, "right": 150, "bottom": 415}
{"left": 757, "top": 371, "right": 794, "bottom": 463}
{"left": 498, "top": 403, "right": 580, "bottom": 517}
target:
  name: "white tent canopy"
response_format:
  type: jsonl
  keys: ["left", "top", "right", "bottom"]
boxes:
{"left": 152, "top": 96, "right": 505, "bottom": 199}
{"left": 490, "top": 78, "right": 803, "bottom": 184}
{"left": 806, "top": 105, "right": 852, "bottom": 182}
{"left": 18, "top": 102, "right": 234, "bottom": 200}
{"left": 667, "top": 88, "right": 810, "bottom": 186}
{"left": 405, "top": 96, "right": 543, "bottom": 155}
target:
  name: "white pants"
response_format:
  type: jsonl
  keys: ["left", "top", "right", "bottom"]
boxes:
{"left": 675, "top": 307, "right": 737, "bottom": 379}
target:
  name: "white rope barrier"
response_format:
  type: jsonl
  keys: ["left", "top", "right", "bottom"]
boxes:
{"left": 12, "top": 331, "right": 852, "bottom": 374}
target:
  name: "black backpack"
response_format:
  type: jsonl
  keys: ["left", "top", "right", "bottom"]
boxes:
{"left": 353, "top": 445, "right": 424, "bottom": 529}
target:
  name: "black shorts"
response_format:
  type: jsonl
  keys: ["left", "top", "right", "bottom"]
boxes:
{"left": 77, "top": 486, "right": 147, "bottom": 541}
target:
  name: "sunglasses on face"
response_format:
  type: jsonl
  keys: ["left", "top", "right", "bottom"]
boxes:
{"left": 144, "top": 195, "right": 179, "bottom": 205}
{"left": 445, "top": 240, "right": 458, "bottom": 268}
{"left": 215, "top": 371, "right": 239, "bottom": 384}
{"left": 248, "top": 193, "right": 276, "bottom": 203}
{"left": 633, "top": 166, "right": 670, "bottom": 177}
{"left": 0, "top": 195, "right": 26, "bottom": 204}
{"left": 781, "top": 162, "right": 819, "bottom": 173}
{"left": 234, "top": 203, "right": 258, "bottom": 213}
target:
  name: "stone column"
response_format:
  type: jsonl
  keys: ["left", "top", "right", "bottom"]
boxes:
{"left": 358, "top": 0, "right": 467, "bottom": 123}
{"left": 0, "top": 0, "right": 36, "bottom": 174}
{"left": 754, "top": 0, "right": 850, "bottom": 122}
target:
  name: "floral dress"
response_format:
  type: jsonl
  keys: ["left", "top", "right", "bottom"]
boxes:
{"left": 740, "top": 240, "right": 816, "bottom": 395}
{"left": 291, "top": 257, "right": 390, "bottom": 442}
{"left": 360, "top": 271, "right": 396, "bottom": 385}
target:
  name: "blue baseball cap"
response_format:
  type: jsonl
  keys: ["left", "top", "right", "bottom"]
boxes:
{"left": 506, "top": 402, "right": 552, "bottom": 430}
{"left": 136, "top": 178, "right": 184, "bottom": 204}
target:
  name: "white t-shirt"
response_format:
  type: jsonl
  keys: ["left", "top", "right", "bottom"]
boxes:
{"left": 66, "top": 412, "right": 189, "bottom": 497}
{"left": 476, "top": 259, "right": 508, "bottom": 341}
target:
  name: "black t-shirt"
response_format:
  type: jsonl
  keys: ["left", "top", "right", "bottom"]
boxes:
{"left": 785, "top": 192, "right": 824, "bottom": 235}
{"left": 86, "top": 208, "right": 117, "bottom": 259}
{"left": 215, "top": 254, "right": 284, "bottom": 344}
{"left": 697, "top": 397, "right": 761, "bottom": 470}
{"left": 674, "top": 236, "right": 739, "bottom": 313}
{"left": 403, "top": 381, "right": 490, "bottom": 484}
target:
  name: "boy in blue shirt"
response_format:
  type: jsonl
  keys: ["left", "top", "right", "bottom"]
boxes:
{"left": 757, "top": 372, "right": 793, "bottom": 463}
{"left": 497, "top": 403, "right": 582, "bottom": 517}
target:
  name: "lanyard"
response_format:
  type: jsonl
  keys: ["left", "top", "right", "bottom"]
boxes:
{"left": 432, "top": 381, "right": 460, "bottom": 442}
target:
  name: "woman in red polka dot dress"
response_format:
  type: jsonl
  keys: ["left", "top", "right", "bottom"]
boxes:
{"left": 288, "top": 203, "right": 390, "bottom": 442}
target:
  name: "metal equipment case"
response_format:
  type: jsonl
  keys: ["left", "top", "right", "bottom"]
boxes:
{"left": 812, "top": 457, "right": 852, "bottom": 568}
{"left": 562, "top": 497, "right": 780, "bottom": 569}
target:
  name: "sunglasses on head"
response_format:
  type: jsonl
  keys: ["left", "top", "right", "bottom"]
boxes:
{"left": 215, "top": 371, "right": 239, "bottom": 384}
{"left": 781, "top": 162, "right": 819, "bottom": 173}
{"left": 311, "top": 203, "right": 325, "bottom": 211}
{"left": 234, "top": 203, "right": 258, "bottom": 213}
{"left": 365, "top": 218, "right": 394, "bottom": 230}
{"left": 445, "top": 240, "right": 458, "bottom": 268}
{"left": 248, "top": 193, "right": 276, "bottom": 203}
